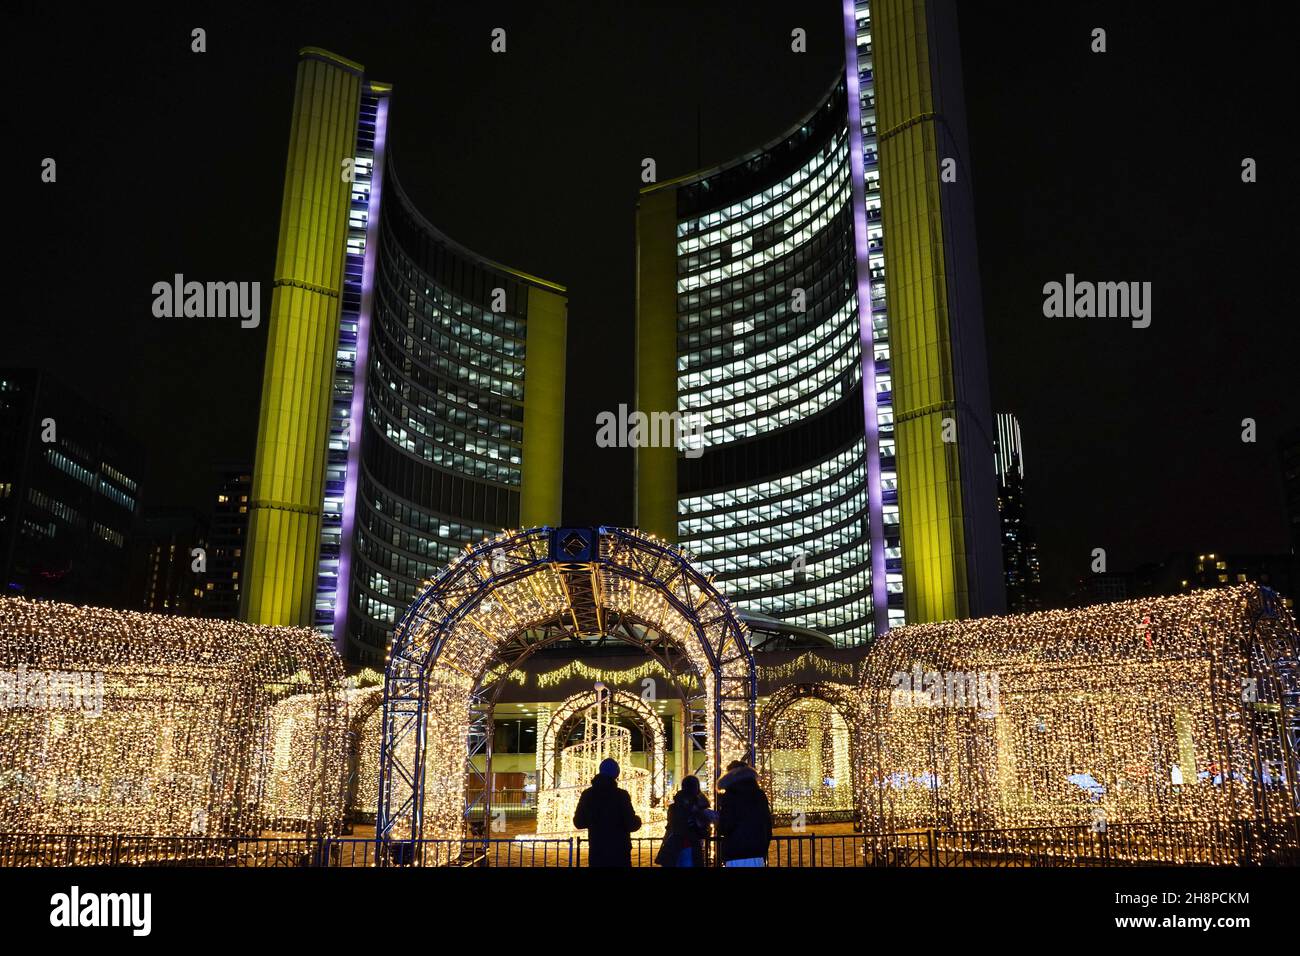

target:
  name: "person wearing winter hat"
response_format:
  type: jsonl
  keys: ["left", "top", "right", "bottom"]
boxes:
{"left": 717, "top": 760, "right": 771, "bottom": 867}
{"left": 573, "top": 757, "right": 642, "bottom": 866}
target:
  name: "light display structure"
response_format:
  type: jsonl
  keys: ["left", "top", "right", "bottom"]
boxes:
{"left": 534, "top": 686, "right": 666, "bottom": 835}
{"left": 757, "top": 682, "right": 861, "bottom": 820}
{"left": 0, "top": 598, "right": 347, "bottom": 838}
{"left": 342, "top": 686, "right": 384, "bottom": 824}
{"left": 857, "top": 585, "right": 1300, "bottom": 863}
{"left": 376, "top": 526, "right": 755, "bottom": 845}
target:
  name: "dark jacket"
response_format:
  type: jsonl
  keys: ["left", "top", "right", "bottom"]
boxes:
{"left": 573, "top": 774, "right": 642, "bottom": 867}
{"left": 661, "top": 793, "right": 715, "bottom": 866}
{"left": 716, "top": 766, "right": 771, "bottom": 862}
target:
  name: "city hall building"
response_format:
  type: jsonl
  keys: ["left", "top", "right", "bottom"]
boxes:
{"left": 245, "top": 2, "right": 1004, "bottom": 666}
{"left": 636, "top": 0, "right": 1003, "bottom": 644}
{"left": 240, "top": 49, "right": 567, "bottom": 666}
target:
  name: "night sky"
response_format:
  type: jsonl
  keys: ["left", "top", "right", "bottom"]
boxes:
{"left": 14, "top": 1, "right": 1297, "bottom": 607}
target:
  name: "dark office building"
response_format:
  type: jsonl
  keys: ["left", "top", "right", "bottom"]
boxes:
{"left": 203, "top": 466, "right": 251, "bottom": 620}
{"left": 0, "top": 369, "right": 143, "bottom": 607}
{"left": 131, "top": 508, "right": 208, "bottom": 615}
{"left": 993, "top": 413, "right": 1041, "bottom": 613}
{"left": 1281, "top": 427, "right": 1300, "bottom": 555}
{"left": 1071, "top": 551, "right": 1296, "bottom": 614}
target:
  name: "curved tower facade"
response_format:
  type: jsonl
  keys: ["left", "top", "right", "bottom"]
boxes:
{"left": 243, "top": 48, "right": 566, "bottom": 665}
{"left": 636, "top": 0, "right": 1001, "bottom": 644}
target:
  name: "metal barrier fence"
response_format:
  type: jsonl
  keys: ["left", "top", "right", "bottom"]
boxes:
{"left": 2, "top": 818, "right": 1296, "bottom": 868}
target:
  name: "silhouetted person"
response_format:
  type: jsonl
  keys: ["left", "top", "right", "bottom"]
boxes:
{"left": 656, "top": 774, "right": 716, "bottom": 867}
{"left": 717, "top": 760, "right": 771, "bottom": 867}
{"left": 573, "top": 757, "right": 641, "bottom": 867}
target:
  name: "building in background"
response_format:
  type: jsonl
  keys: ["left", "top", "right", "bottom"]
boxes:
{"left": 993, "top": 413, "right": 1041, "bottom": 613}
{"left": 242, "top": 49, "right": 567, "bottom": 665}
{"left": 1069, "top": 550, "right": 1296, "bottom": 614}
{"left": 0, "top": 369, "right": 142, "bottom": 607}
{"left": 130, "top": 508, "right": 208, "bottom": 615}
{"left": 203, "top": 465, "right": 251, "bottom": 620}
{"left": 1281, "top": 426, "right": 1300, "bottom": 556}
{"left": 635, "top": 0, "right": 1001, "bottom": 644}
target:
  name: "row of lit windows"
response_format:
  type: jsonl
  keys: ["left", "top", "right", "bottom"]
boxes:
{"left": 677, "top": 243, "right": 851, "bottom": 331}
{"left": 370, "top": 351, "right": 523, "bottom": 444}
{"left": 360, "top": 478, "right": 498, "bottom": 565}
{"left": 684, "top": 482, "right": 866, "bottom": 555}
{"left": 680, "top": 299, "right": 856, "bottom": 396}
{"left": 679, "top": 440, "right": 876, "bottom": 639}
{"left": 387, "top": 235, "right": 528, "bottom": 345}
{"left": 92, "top": 522, "right": 125, "bottom": 548}
{"left": 44, "top": 449, "right": 137, "bottom": 513}
{"left": 695, "top": 510, "right": 867, "bottom": 576}
{"left": 373, "top": 293, "right": 526, "bottom": 400}
{"left": 677, "top": 173, "right": 850, "bottom": 294}
{"left": 100, "top": 463, "right": 137, "bottom": 494}
{"left": 677, "top": 134, "right": 848, "bottom": 240}
{"left": 676, "top": 143, "right": 849, "bottom": 268}
{"left": 681, "top": 445, "right": 863, "bottom": 516}
{"left": 371, "top": 405, "right": 521, "bottom": 486}
{"left": 678, "top": 268, "right": 850, "bottom": 356}
{"left": 679, "top": 320, "right": 859, "bottom": 445}
{"left": 369, "top": 363, "right": 522, "bottom": 481}
{"left": 27, "top": 486, "right": 82, "bottom": 528}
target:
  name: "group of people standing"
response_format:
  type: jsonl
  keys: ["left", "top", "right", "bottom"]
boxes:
{"left": 572, "top": 757, "right": 772, "bottom": 868}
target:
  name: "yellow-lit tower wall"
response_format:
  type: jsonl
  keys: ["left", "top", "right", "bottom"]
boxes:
{"left": 243, "top": 48, "right": 365, "bottom": 627}
{"left": 633, "top": 188, "right": 680, "bottom": 544}
{"left": 863, "top": 0, "right": 1002, "bottom": 622}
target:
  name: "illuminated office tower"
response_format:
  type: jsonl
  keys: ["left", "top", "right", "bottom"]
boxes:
{"left": 244, "top": 49, "right": 567, "bottom": 664}
{"left": 635, "top": 0, "right": 1000, "bottom": 643}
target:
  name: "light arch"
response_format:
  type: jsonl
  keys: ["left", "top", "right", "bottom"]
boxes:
{"left": 756, "top": 681, "right": 864, "bottom": 823}
{"left": 377, "top": 526, "right": 755, "bottom": 842}
{"left": 539, "top": 688, "right": 667, "bottom": 803}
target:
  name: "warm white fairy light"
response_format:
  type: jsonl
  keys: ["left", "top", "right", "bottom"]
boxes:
{"left": 0, "top": 597, "right": 347, "bottom": 838}
{"left": 535, "top": 687, "right": 667, "bottom": 824}
{"left": 344, "top": 687, "right": 384, "bottom": 821}
{"left": 758, "top": 652, "right": 857, "bottom": 684}
{"left": 761, "top": 697, "right": 855, "bottom": 816}
{"left": 857, "top": 585, "right": 1299, "bottom": 861}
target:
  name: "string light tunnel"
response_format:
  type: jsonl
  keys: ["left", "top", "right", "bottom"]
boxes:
{"left": 0, "top": 598, "right": 347, "bottom": 839}
{"left": 857, "top": 584, "right": 1300, "bottom": 863}
{"left": 376, "top": 526, "right": 757, "bottom": 844}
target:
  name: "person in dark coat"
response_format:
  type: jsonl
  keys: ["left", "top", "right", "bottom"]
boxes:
{"left": 717, "top": 760, "right": 771, "bottom": 867}
{"left": 573, "top": 758, "right": 642, "bottom": 867}
{"left": 657, "top": 775, "right": 716, "bottom": 867}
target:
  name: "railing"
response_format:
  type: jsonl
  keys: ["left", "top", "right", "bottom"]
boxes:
{"left": 2, "top": 817, "right": 1296, "bottom": 868}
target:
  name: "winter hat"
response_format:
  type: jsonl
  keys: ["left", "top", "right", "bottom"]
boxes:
{"left": 599, "top": 758, "right": 620, "bottom": 778}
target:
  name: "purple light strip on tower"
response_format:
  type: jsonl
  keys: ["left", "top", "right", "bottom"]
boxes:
{"left": 334, "top": 94, "right": 389, "bottom": 652}
{"left": 842, "top": 0, "right": 890, "bottom": 638}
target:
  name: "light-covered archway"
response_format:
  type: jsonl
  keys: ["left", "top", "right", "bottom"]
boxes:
{"left": 377, "top": 527, "right": 756, "bottom": 842}
{"left": 756, "top": 682, "right": 863, "bottom": 823}
{"left": 539, "top": 688, "right": 667, "bottom": 803}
